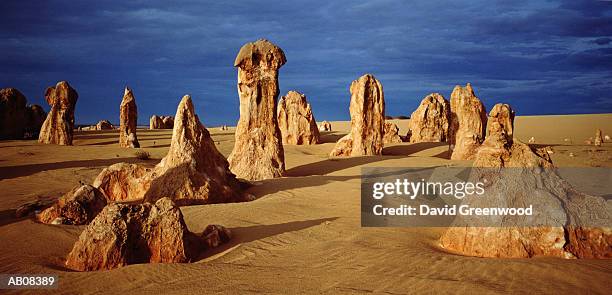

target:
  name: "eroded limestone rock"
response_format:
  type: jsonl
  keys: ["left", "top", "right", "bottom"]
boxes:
{"left": 408, "top": 93, "right": 450, "bottom": 143}
{"left": 329, "top": 74, "right": 385, "bottom": 157}
{"left": 38, "top": 81, "right": 78, "bottom": 145}
{"left": 448, "top": 83, "right": 487, "bottom": 160}
{"left": 277, "top": 91, "right": 320, "bottom": 145}
{"left": 119, "top": 87, "right": 139, "bottom": 148}
{"left": 228, "top": 39, "right": 286, "bottom": 180}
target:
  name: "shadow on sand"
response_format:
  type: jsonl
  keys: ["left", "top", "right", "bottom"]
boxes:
{"left": 0, "top": 157, "right": 146, "bottom": 180}
{"left": 318, "top": 131, "right": 346, "bottom": 144}
{"left": 382, "top": 142, "right": 447, "bottom": 156}
{"left": 197, "top": 217, "right": 339, "bottom": 261}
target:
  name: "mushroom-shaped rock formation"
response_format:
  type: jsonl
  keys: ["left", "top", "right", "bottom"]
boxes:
{"left": 228, "top": 39, "right": 286, "bottom": 180}
{"left": 408, "top": 93, "right": 450, "bottom": 143}
{"left": 277, "top": 91, "right": 320, "bottom": 145}
{"left": 330, "top": 74, "right": 385, "bottom": 157}
{"left": 38, "top": 81, "right": 78, "bottom": 145}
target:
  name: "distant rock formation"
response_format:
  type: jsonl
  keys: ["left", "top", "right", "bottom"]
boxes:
{"left": 319, "top": 121, "right": 332, "bottom": 132}
{"left": 228, "top": 39, "right": 286, "bottom": 180}
{"left": 0, "top": 88, "right": 47, "bottom": 139}
{"left": 65, "top": 198, "right": 231, "bottom": 271}
{"left": 94, "top": 95, "right": 246, "bottom": 205}
{"left": 38, "top": 81, "right": 78, "bottom": 145}
{"left": 330, "top": 74, "right": 385, "bottom": 157}
{"left": 594, "top": 129, "right": 603, "bottom": 147}
{"left": 96, "top": 120, "right": 114, "bottom": 130}
{"left": 119, "top": 87, "right": 139, "bottom": 148}
{"left": 448, "top": 83, "right": 487, "bottom": 160}
{"left": 36, "top": 185, "right": 107, "bottom": 225}
{"left": 408, "top": 93, "right": 450, "bottom": 143}
{"left": 150, "top": 115, "right": 174, "bottom": 129}
{"left": 383, "top": 121, "right": 402, "bottom": 144}
{"left": 440, "top": 103, "right": 611, "bottom": 258}
{"left": 277, "top": 91, "right": 320, "bottom": 145}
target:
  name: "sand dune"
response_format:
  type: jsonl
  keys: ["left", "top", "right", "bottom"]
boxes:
{"left": 0, "top": 114, "right": 611, "bottom": 294}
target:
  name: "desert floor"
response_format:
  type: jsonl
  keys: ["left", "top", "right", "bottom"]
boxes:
{"left": 0, "top": 114, "right": 611, "bottom": 294}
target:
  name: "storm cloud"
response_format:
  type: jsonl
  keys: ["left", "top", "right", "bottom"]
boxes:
{"left": 1, "top": 0, "right": 611, "bottom": 125}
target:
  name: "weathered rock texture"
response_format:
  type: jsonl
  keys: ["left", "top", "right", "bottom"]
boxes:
{"left": 36, "top": 185, "right": 107, "bottom": 225}
{"left": 319, "top": 121, "right": 332, "bottom": 132}
{"left": 93, "top": 163, "right": 152, "bottom": 202}
{"left": 119, "top": 87, "right": 140, "bottom": 148}
{"left": 594, "top": 129, "right": 603, "bottom": 147}
{"left": 448, "top": 83, "right": 487, "bottom": 160}
{"left": 440, "top": 103, "right": 611, "bottom": 258}
{"left": 150, "top": 115, "right": 174, "bottom": 129}
{"left": 330, "top": 74, "right": 385, "bottom": 157}
{"left": 277, "top": 91, "right": 320, "bottom": 145}
{"left": 94, "top": 96, "right": 245, "bottom": 205}
{"left": 408, "top": 93, "right": 450, "bottom": 143}
{"left": 383, "top": 121, "right": 402, "bottom": 144}
{"left": 65, "top": 198, "right": 231, "bottom": 271}
{"left": 38, "top": 81, "right": 78, "bottom": 145}
{"left": 0, "top": 88, "right": 47, "bottom": 139}
{"left": 228, "top": 39, "right": 286, "bottom": 180}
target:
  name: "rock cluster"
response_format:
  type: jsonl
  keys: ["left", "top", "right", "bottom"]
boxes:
{"left": 330, "top": 74, "right": 385, "bottom": 157}
{"left": 119, "top": 87, "right": 140, "bottom": 148}
{"left": 38, "top": 81, "right": 78, "bottom": 145}
{"left": 440, "top": 103, "right": 611, "bottom": 258}
{"left": 150, "top": 115, "right": 174, "bottom": 129}
{"left": 0, "top": 88, "right": 47, "bottom": 139}
{"left": 65, "top": 198, "right": 231, "bottom": 271}
{"left": 36, "top": 185, "right": 107, "bottom": 225}
{"left": 408, "top": 93, "right": 450, "bottom": 143}
{"left": 94, "top": 95, "right": 245, "bottom": 205}
{"left": 277, "top": 91, "right": 320, "bottom": 145}
{"left": 448, "top": 83, "right": 487, "bottom": 160}
{"left": 319, "top": 121, "right": 332, "bottom": 132}
{"left": 383, "top": 121, "right": 402, "bottom": 144}
{"left": 228, "top": 39, "right": 286, "bottom": 180}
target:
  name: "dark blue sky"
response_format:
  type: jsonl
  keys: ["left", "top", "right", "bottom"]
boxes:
{"left": 1, "top": 0, "right": 611, "bottom": 126}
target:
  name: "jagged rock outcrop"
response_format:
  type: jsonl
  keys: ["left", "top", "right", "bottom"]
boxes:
{"left": 408, "top": 93, "right": 450, "bottom": 143}
{"left": 228, "top": 39, "right": 286, "bottom": 180}
{"left": 36, "top": 185, "right": 107, "bottom": 225}
{"left": 38, "top": 81, "right": 78, "bottom": 145}
{"left": 594, "top": 129, "right": 603, "bottom": 147}
{"left": 330, "top": 74, "right": 385, "bottom": 157}
{"left": 0, "top": 88, "right": 47, "bottom": 139}
{"left": 383, "top": 121, "right": 402, "bottom": 144}
{"left": 277, "top": 91, "right": 320, "bottom": 145}
{"left": 448, "top": 83, "right": 487, "bottom": 160}
{"left": 150, "top": 115, "right": 174, "bottom": 129}
{"left": 142, "top": 95, "right": 245, "bottom": 205}
{"left": 65, "top": 198, "right": 231, "bottom": 271}
{"left": 440, "top": 103, "right": 611, "bottom": 258}
{"left": 319, "top": 121, "right": 332, "bottom": 132}
{"left": 119, "top": 87, "right": 140, "bottom": 148}
{"left": 94, "top": 95, "right": 246, "bottom": 205}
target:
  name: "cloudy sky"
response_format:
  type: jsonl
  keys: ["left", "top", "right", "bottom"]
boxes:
{"left": 1, "top": 0, "right": 611, "bottom": 125}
